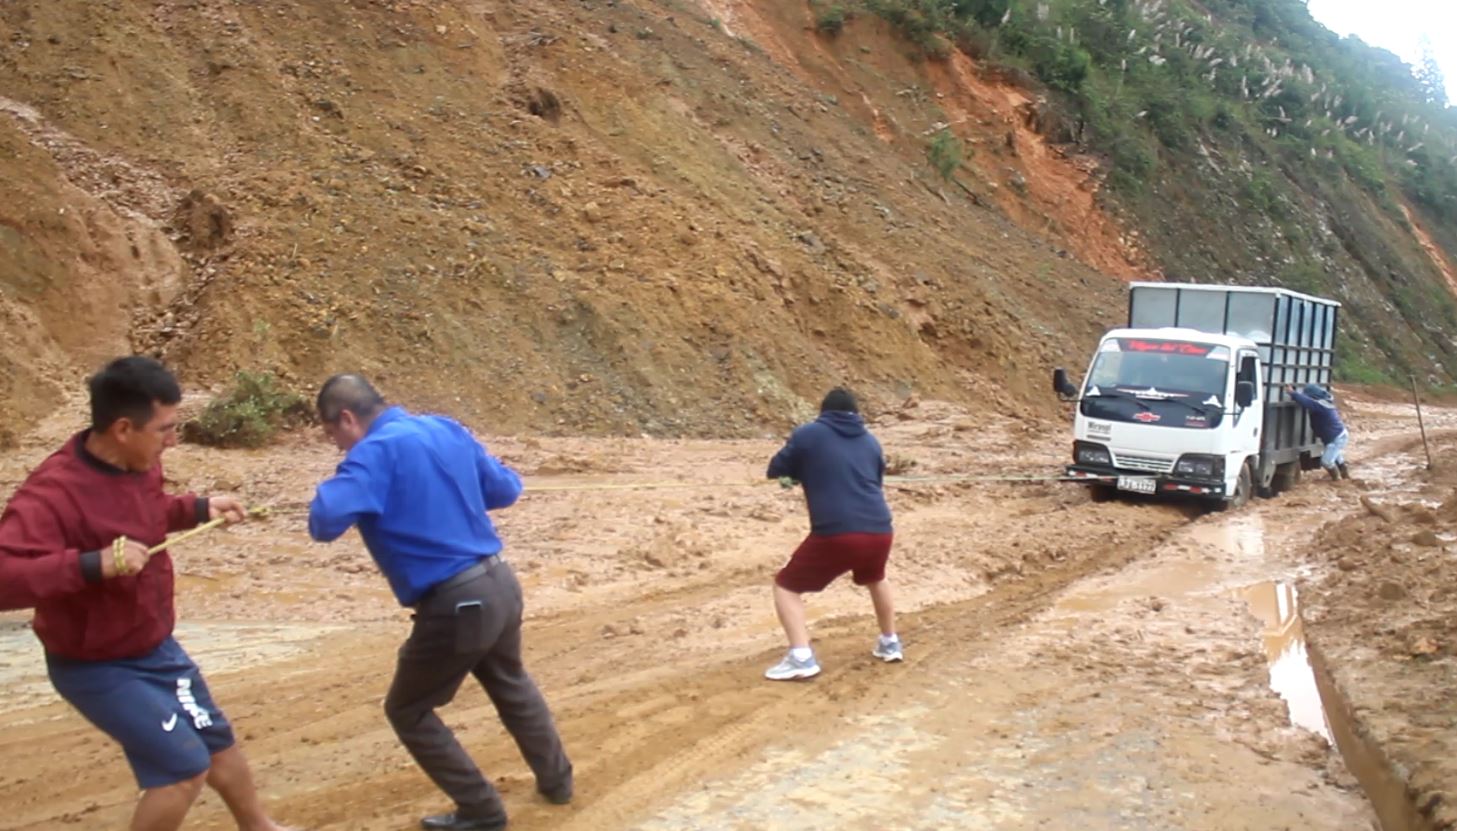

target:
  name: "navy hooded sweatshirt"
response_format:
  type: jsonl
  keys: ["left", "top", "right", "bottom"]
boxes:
{"left": 767, "top": 411, "right": 893, "bottom": 536}
{"left": 1289, "top": 387, "right": 1346, "bottom": 443}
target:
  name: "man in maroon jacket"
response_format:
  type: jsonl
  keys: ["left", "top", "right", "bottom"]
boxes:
{"left": 0, "top": 357, "right": 291, "bottom": 831}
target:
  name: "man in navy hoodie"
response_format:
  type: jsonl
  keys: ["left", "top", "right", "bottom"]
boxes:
{"left": 763, "top": 388, "right": 900, "bottom": 681}
{"left": 1287, "top": 383, "right": 1350, "bottom": 480}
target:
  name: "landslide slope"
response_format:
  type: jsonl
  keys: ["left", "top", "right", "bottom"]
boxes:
{"left": 0, "top": 0, "right": 1157, "bottom": 438}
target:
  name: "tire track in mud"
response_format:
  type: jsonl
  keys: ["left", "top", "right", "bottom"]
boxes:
{"left": 262, "top": 496, "right": 1200, "bottom": 830}
{"left": 543, "top": 506, "right": 1204, "bottom": 831}
{"left": 0, "top": 490, "right": 1196, "bottom": 831}
{"left": 208, "top": 499, "right": 1187, "bottom": 830}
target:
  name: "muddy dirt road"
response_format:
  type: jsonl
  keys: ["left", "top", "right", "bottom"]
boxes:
{"left": 0, "top": 392, "right": 1448, "bottom": 829}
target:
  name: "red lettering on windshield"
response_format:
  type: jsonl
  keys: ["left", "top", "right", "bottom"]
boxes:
{"left": 1123, "top": 340, "right": 1211, "bottom": 356}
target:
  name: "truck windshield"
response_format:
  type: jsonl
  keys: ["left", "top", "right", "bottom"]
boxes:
{"left": 1081, "top": 338, "right": 1230, "bottom": 429}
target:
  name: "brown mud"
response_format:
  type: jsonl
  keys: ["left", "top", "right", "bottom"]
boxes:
{"left": 0, "top": 392, "right": 1452, "bottom": 829}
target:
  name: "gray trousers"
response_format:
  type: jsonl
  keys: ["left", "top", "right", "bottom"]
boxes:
{"left": 385, "top": 559, "right": 572, "bottom": 817}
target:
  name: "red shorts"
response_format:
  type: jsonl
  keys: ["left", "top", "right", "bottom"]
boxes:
{"left": 775, "top": 533, "right": 893, "bottom": 593}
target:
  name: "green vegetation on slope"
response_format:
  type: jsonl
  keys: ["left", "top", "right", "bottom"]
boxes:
{"left": 837, "top": 0, "right": 1457, "bottom": 387}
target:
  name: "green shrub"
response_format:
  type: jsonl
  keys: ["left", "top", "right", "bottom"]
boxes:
{"left": 927, "top": 128, "right": 964, "bottom": 180}
{"left": 1107, "top": 136, "right": 1154, "bottom": 193}
{"left": 1028, "top": 37, "right": 1091, "bottom": 92}
{"left": 1243, "top": 170, "right": 1286, "bottom": 219}
{"left": 1276, "top": 261, "right": 1325, "bottom": 296}
{"left": 1335, "top": 140, "right": 1388, "bottom": 196}
{"left": 1139, "top": 86, "right": 1195, "bottom": 150}
{"left": 184, "top": 371, "right": 311, "bottom": 449}
{"left": 865, "top": 0, "right": 950, "bottom": 58}
{"left": 815, "top": 5, "right": 847, "bottom": 35}
{"left": 959, "top": 0, "right": 1012, "bottom": 29}
{"left": 1211, "top": 103, "right": 1237, "bottom": 131}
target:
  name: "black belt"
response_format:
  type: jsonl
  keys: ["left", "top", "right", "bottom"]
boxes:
{"left": 417, "top": 556, "right": 500, "bottom": 606}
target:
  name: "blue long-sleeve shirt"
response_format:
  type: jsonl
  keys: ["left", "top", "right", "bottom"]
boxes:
{"left": 767, "top": 411, "right": 893, "bottom": 536}
{"left": 308, "top": 407, "right": 522, "bottom": 606}
{"left": 1289, "top": 391, "right": 1346, "bottom": 443}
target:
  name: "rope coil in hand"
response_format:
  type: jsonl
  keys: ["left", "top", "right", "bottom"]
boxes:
{"left": 113, "top": 506, "right": 272, "bottom": 571}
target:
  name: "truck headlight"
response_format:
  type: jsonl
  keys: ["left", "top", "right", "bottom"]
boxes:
{"left": 1174, "top": 454, "right": 1223, "bottom": 479}
{"left": 1074, "top": 441, "right": 1112, "bottom": 466}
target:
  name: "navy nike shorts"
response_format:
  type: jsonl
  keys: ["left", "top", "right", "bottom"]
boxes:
{"left": 46, "top": 636, "right": 236, "bottom": 788}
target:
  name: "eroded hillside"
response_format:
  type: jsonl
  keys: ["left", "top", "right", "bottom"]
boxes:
{"left": 0, "top": 0, "right": 1159, "bottom": 438}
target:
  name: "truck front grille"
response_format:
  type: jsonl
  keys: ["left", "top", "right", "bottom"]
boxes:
{"left": 1113, "top": 453, "right": 1175, "bottom": 474}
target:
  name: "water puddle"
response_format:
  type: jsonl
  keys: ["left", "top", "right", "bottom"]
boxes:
{"left": 1054, "top": 516, "right": 1266, "bottom": 615}
{"left": 1051, "top": 515, "right": 1338, "bottom": 745}
{"left": 1054, "top": 559, "right": 1221, "bottom": 614}
{"left": 1043, "top": 510, "right": 1417, "bottom": 826}
{"left": 1240, "top": 581, "right": 1333, "bottom": 743}
{"left": 1237, "top": 587, "right": 1424, "bottom": 828}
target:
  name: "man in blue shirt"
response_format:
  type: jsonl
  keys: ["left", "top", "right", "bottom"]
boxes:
{"left": 308, "top": 375, "right": 572, "bottom": 831}
{"left": 1286, "top": 383, "right": 1350, "bottom": 480}
{"left": 762, "top": 388, "right": 900, "bottom": 681}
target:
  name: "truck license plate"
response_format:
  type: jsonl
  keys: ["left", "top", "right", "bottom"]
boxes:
{"left": 1117, "top": 476, "right": 1157, "bottom": 494}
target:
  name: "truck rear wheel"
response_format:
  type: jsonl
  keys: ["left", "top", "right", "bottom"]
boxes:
{"left": 1214, "top": 464, "right": 1251, "bottom": 512}
{"left": 1271, "top": 461, "right": 1301, "bottom": 495}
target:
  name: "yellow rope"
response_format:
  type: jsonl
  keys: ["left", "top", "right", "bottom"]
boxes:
{"left": 245, "top": 474, "right": 1075, "bottom": 517}
{"left": 146, "top": 517, "right": 226, "bottom": 556}
{"left": 524, "top": 480, "right": 771, "bottom": 492}
{"left": 145, "top": 506, "right": 270, "bottom": 556}
{"left": 522, "top": 473, "right": 1069, "bottom": 493}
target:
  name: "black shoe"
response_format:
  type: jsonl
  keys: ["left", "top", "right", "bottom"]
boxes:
{"left": 1338, "top": 462, "right": 1351, "bottom": 479}
{"left": 539, "top": 779, "right": 573, "bottom": 805}
{"left": 420, "top": 811, "right": 507, "bottom": 830}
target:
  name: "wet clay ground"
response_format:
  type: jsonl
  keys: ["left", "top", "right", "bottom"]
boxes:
{"left": 0, "top": 391, "right": 1451, "bottom": 829}
{"left": 1297, "top": 428, "right": 1457, "bottom": 831}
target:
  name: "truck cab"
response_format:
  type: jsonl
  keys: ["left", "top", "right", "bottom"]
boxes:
{"left": 1055, "top": 284, "right": 1340, "bottom": 508}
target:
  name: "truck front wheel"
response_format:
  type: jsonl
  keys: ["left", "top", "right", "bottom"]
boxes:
{"left": 1214, "top": 464, "right": 1251, "bottom": 512}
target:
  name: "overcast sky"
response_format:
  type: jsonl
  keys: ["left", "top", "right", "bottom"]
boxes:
{"left": 1306, "top": 0, "right": 1455, "bottom": 104}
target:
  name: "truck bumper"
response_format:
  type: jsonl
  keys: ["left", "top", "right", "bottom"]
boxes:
{"left": 1064, "top": 465, "right": 1227, "bottom": 498}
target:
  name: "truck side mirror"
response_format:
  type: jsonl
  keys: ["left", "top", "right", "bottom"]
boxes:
{"left": 1053, "top": 368, "right": 1079, "bottom": 400}
{"left": 1235, "top": 380, "right": 1256, "bottom": 408}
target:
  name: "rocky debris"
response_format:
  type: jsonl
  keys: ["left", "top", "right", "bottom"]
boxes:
{"left": 520, "top": 85, "right": 563, "bottom": 122}
{"left": 1377, "top": 580, "right": 1406, "bottom": 601}
{"left": 1409, "top": 636, "right": 1440, "bottom": 657}
{"left": 1360, "top": 495, "right": 1396, "bottom": 523}
{"left": 1411, "top": 529, "right": 1441, "bottom": 547}
{"left": 794, "top": 230, "right": 826, "bottom": 254}
{"left": 172, "top": 190, "right": 234, "bottom": 251}
{"left": 311, "top": 98, "right": 344, "bottom": 119}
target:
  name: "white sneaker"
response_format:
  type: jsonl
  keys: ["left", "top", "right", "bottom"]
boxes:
{"left": 873, "top": 638, "right": 904, "bottom": 663}
{"left": 765, "top": 652, "right": 821, "bottom": 681}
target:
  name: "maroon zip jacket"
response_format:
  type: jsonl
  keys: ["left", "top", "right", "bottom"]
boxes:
{"left": 0, "top": 432, "right": 206, "bottom": 661}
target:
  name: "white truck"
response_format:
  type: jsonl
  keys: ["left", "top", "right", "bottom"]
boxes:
{"left": 1053, "top": 283, "right": 1341, "bottom": 509}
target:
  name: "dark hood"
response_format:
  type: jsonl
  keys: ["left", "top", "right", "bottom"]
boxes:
{"left": 817, "top": 410, "right": 867, "bottom": 437}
